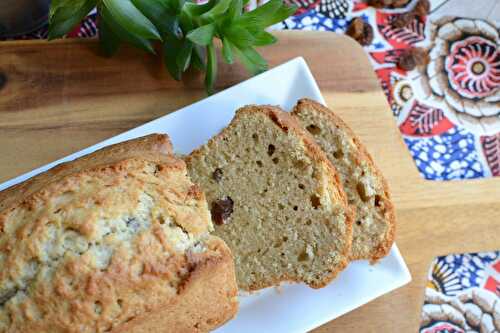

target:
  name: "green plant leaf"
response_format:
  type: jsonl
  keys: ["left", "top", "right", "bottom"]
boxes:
{"left": 100, "top": 4, "right": 156, "bottom": 53}
{"left": 222, "top": 37, "right": 234, "bottom": 64}
{"left": 48, "top": 0, "right": 295, "bottom": 95}
{"left": 99, "top": 14, "right": 121, "bottom": 56}
{"left": 103, "top": 0, "right": 161, "bottom": 40}
{"left": 253, "top": 31, "right": 277, "bottom": 46}
{"left": 177, "top": 40, "right": 193, "bottom": 71}
{"left": 175, "top": 0, "right": 187, "bottom": 12}
{"left": 131, "top": 0, "right": 168, "bottom": 24}
{"left": 227, "top": 0, "right": 243, "bottom": 21}
{"left": 201, "top": 0, "right": 232, "bottom": 20}
{"left": 179, "top": 10, "right": 194, "bottom": 32}
{"left": 50, "top": 0, "right": 76, "bottom": 19}
{"left": 191, "top": 46, "right": 206, "bottom": 71}
{"left": 242, "top": 47, "right": 268, "bottom": 71}
{"left": 205, "top": 42, "right": 217, "bottom": 94}
{"left": 151, "top": 0, "right": 182, "bottom": 13}
{"left": 232, "top": 45, "right": 268, "bottom": 75}
{"left": 187, "top": 23, "right": 216, "bottom": 46}
{"left": 223, "top": 25, "right": 254, "bottom": 49}
{"left": 48, "top": 0, "right": 96, "bottom": 39}
{"left": 266, "top": 3, "right": 297, "bottom": 25}
{"left": 237, "top": 0, "right": 296, "bottom": 28}
{"left": 163, "top": 34, "right": 184, "bottom": 80}
{"left": 182, "top": 0, "right": 216, "bottom": 17}
{"left": 131, "top": 0, "right": 180, "bottom": 38}
{"left": 49, "top": 0, "right": 87, "bottom": 19}
{"left": 237, "top": 0, "right": 281, "bottom": 26}
{"left": 163, "top": 16, "right": 182, "bottom": 39}
{"left": 161, "top": 0, "right": 185, "bottom": 13}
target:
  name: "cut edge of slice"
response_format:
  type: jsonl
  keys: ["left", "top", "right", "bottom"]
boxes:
{"left": 186, "top": 105, "right": 354, "bottom": 290}
{"left": 293, "top": 98, "right": 396, "bottom": 262}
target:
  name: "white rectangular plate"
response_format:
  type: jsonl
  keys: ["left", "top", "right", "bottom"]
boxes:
{"left": 0, "top": 57, "right": 411, "bottom": 333}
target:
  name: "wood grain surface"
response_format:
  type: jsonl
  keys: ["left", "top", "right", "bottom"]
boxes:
{"left": 0, "top": 31, "right": 499, "bottom": 332}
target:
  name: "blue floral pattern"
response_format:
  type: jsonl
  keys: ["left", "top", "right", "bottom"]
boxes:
{"left": 281, "top": 10, "right": 348, "bottom": 33}
{"left": 433, "top": 252, "right": 500, "bottom": 293}
{"left": 404, "top": 128, "right": 485, "bottom": 180}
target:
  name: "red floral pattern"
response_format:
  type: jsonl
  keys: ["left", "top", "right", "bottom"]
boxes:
{"left": 400, "top": 101, "right": 454, "bottom": 137}
{"left": 483, "top": 259, "right": 500, "bottom": 295}
{"left": 421, "top": 322, "right": 464, "bottom": 333}
{"left": 481, "top": 134, "right": 500, "bottom": 176}
{"left": 446, "top": 36, "right": 500, "bottom": 99}
{"left": 376, "top": 12, "right": 426, "bottom": 48}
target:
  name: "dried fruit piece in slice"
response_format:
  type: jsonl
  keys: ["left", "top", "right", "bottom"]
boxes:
{"left": 185, "top": 105, "right": 353, "bottom": 291}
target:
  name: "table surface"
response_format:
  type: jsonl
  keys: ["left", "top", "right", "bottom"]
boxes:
{"left": 0, "top": 31, "right": 499, "bottom": 332}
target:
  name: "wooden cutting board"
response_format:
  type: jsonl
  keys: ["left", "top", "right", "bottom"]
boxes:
{"left": 1, "top": 31, "right": 499, "bottom": 332}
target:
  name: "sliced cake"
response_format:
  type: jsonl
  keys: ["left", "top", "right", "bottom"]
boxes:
{"left": 185, "top": 105, "right": 353, "bottom": 291}
{"left": 293, "top": 99, "right": 395, "bottom": 261}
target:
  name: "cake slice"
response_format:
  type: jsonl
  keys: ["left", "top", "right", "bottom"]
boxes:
{"left": 0, "top": 134, "right": 238, "bottom": 332}
{"left": 185, "top": 106, "right": 353, "bottom": 291}
{"left": 292, "top": 99, "right": 395, "bottom": 261}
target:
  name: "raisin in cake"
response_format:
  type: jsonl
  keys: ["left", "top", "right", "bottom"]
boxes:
{"left": 185, "top": 106, "right": 353, "bottom": 291}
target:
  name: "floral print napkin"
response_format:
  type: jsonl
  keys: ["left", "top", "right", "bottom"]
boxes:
{"left": 421, "top": 251, "right": 499, "bottom": 332}
{"left": 278, "top": 0, "right": 499, "bottom": 180}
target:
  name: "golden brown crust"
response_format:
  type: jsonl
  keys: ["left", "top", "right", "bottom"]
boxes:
{"left": 186, "top": 105, "right": 327, "bottom": 166}
{"left": 293, "top": 99, "right": 396, "bottom": 262}
{"left": 186, "top": 105, "right": 353, "bottom": 290}
{"left": 0, "top": 134, "right": 175, "bottom": 215}
{"left": 0, "top": 134, "right": 238, "bottom": 333}
{"left": 112, "top": 237, "right": 238, "bottom": 333}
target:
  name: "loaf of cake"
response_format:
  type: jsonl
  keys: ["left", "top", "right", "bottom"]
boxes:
{"left": 293, "top": 99, "right": 395, "bottom": 261}
{"left": 185, "top": 105, "right": 353, "bottom": 291}
{"left": 0, "top": 134, "right": 238, "bottom": 333}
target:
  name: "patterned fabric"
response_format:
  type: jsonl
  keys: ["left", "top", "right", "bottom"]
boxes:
{"left": 4, "top": 1, "right": 500, "bottom": 181}
{"left": 421, "top": 252, "right": 500, "bottom": 332}
{"left": 280, "top": 0, "right": 500, "bottom": 181}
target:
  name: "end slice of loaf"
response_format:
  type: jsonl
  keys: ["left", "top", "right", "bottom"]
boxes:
{"left": 185, "top": 106, "right": 353, "bottom": 291}
{"left": 0, "top": 134, "right": 238, "bottom": 333}
{"left": 293, "top": 99, "right": 395, "bottom": 261}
